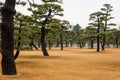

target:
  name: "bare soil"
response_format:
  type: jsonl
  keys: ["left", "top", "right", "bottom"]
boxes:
{"left": 0, "top": 47, "right": 120, "bottom": 80}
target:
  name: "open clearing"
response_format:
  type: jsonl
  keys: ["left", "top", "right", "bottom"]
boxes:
{"left": 0, "top": 47, "right": 120, "bottom": 80}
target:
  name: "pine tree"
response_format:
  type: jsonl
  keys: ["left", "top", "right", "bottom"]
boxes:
{"left": 29, "top": 0, "right": 63, "bottom": 56}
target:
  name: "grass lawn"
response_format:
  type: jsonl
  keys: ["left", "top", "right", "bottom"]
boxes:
{"left": 0, "top": 47, "right": 120, "bottom": 80}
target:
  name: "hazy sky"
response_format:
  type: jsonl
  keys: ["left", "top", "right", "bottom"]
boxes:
{"left": 1, "top": 0, "right": 120, "bottom": 28}
{"left": 62, "top": 0, "right": 120, "bottom": 28}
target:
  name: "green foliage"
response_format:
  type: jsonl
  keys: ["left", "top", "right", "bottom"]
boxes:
{"left": 72, "top": 24, "right": 81, "bottom": 35}
{"left": 14, "top": 12, "right": 40, "bottom": 50}
{"left": 42, "top": 0, "right": 62, "bottom": 3}
{"left": 101, "top": 3, "right": 116, "bottom": 28}
{"left": 89, "top": 11, "right": 104, "bottom": 23}
{"left": 14, "top": 46, "right": 31, "bottom": 51}
{"left": 30, "top": 0, "right": 64, "bottom": 19}
{"left": 101, "top": 4, "right": 113, "bottom": 13}
{"left": 96, "top": 32, "right": 107, "bottom": 37}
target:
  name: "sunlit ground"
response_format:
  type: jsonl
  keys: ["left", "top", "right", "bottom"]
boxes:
{"left": 0, "top": 47, "right": 120, "bottom": 80}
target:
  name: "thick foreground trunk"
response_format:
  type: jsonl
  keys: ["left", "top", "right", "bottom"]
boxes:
{"left": 1, "top": 0, "right": 17, "bottom": 75}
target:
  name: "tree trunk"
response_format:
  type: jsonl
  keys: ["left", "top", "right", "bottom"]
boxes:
{"left": 32, "top": 44, "right": 38, "bottom": 50}
{"left": 101, "top": 41, "right": 103, "bottom": 49}
{"left": 102, "top": 37, "right": 105, "bottom": 50}
{"left": 91, "top": 39, "right": 94, "bottom": 49}
{"left": 41, "top": 27, "right": 49, "bottom": 56}
{"left": 97, "top": 36, "right": 100, "bottom": 52}
{"left": 107, "top": 43, "right": 110, "bottom": 48}
{"left": 102, "top": 20, "right": 107, "bottom": 51}
{"left": 65, "top": 37, "right": 68, "bottom": 47}
{"left": 1, "top": 0, "right": 17, "bottom": 75}
{"left": 55, "top": 39, "right": 60, "bottom": 47}
{"left": 116, "top": 33, "right": 119, "bottom": 48}
{"left": 48, "top": 40, "right": 51, "bottom": 50}
{"left": 14, "top": 50, "right": 20, "bottom": 60}
{"left": 96, "top": 17, "right": 100, "bottom": 52}
{"left": 14, "top": 35, "right": 21, "bottom": 60}
{"left": 29, "top": 36, "right": 38, "bottom": 50}
{"left": 14, "top": 21, "right": 22, "bottom": 60}
{"left": 38, "top": 40, "right": 41, "bottom": 48}
{"left": 70, "top": 41, "right": 73, "bottom": 47}
{"left": 40, "top": 9, "right": 52, "bottom": 56}
{"left": 102, "top": 11, "right": 108, "bottom": 51}
{"left": 97, "top": 27, "right": 100, "bottom": 52}
{"left": 79, "top": 42, "right": 82, "bottom": 48}
{"left": 60, "top": 32, "right": 63, "bottom": 50}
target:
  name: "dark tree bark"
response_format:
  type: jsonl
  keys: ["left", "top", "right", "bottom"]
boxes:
{"left": 41, "top": 27, "right": 49, "bottom": 56}
{"left": 102, "top": 19, "right": 107, "bottom": 51}
{"left": 29, "top": 36, "right": 38, "bottom": 50}
{"left": 102, "top": 36, "right": 105, "bottom": 50}
{"left": 70, "top": 41, "right": 73, "bottom": 47}
{"left": 14, "top": 35, "right": 21, "bottom": 60}
{"left": 14, "top": 20, "right": 22, "bottom": 60}
{"left": 32, "top": 43, "right": 38, "bottom": 50}
{"left": 97, "top": 18, "right": 100, "bottom": 52}
{"left": 90, "top": 38, "right": 94, "bottom": 49}
{"left": 40, "top": 9, "right": 52, "bottom": 56}
{"left": 97, "top": 27, "right": 100, "bottom": 52}
{"left": 1, "top": 0, "right": 17, "bottom": 75}
{"left": 14, "top": 49, "right": 20, "bottom": 60}
{"left": 29, "top": 36, "right": 33, "bottom": 50}
{"left": 65, "top": 36, "right": 68, "bottom": 47}
{"left": 48, "top": 40, "right": 51, "bottom": 50}
{"left": 115, "top": 33, "right": 119, "bottom": 48}
{"left": 55, "top": 39, "right": 60, "bottom": 47}
{"left": 38, "top": 40, "right": 41, "bottom": 48}
{"left": 107, "top": 43, "right": 110, "bottom": 48}
{"left": 101, "top": 41, "right": 103, "bottom": 49}
{"left": 79, "top": 42, "right": 82, "bottom": 48}
{"left": 101, "top": 4, "right": 112, "bottom": 51}
{"left": 60, "top": 32, "right": 63, "bottom": 50}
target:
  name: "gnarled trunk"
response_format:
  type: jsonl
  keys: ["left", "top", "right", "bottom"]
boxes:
{"left": 29, "top": 36, "right": 38, "bottom": 50}
{"left": 41, "top": 27, "right": 49, "bottom": 56}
